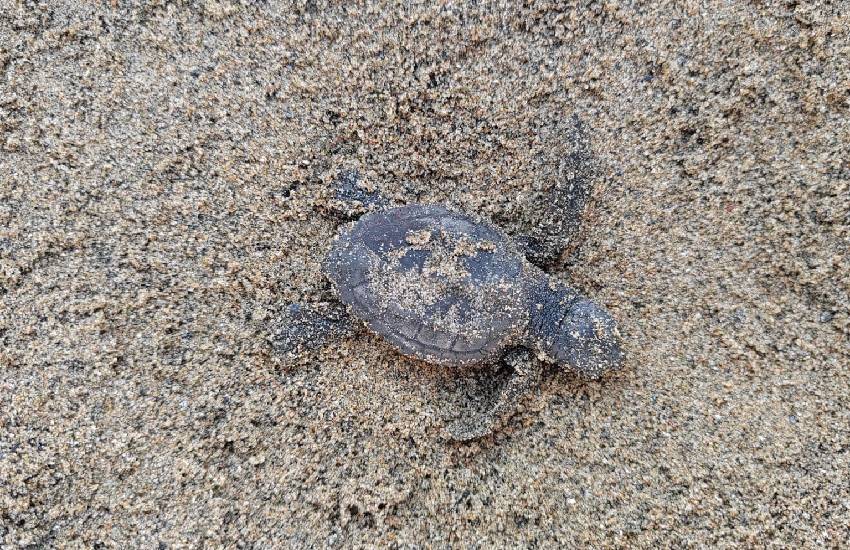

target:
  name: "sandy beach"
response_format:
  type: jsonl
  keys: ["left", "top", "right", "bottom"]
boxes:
{"left": 1, "top": 1, "right": 848, "bottom": 547}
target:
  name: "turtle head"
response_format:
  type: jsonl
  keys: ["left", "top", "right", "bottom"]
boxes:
{"left": 529, "top": 282, "right": 624, "bottom": 378}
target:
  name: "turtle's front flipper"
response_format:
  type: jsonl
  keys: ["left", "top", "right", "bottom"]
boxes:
{"left": 326, "top": 170, "right": 390, "bottom": 220}
{"left": 447, "top": 349, "right": 545, "bottom": 441}
{"left": 514, "top": 116, "right": 594, "bottom": 270}
{"left": 270, "top": 301, "right": 357, "bottom": 357}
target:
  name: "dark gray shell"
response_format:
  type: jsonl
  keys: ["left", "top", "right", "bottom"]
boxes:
{"left": 324, "top": 205, "right": 531, "bottom": 366}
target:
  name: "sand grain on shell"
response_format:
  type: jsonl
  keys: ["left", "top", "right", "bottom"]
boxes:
{"left": 1, "top": 1, "right": 849, "bottom": 548}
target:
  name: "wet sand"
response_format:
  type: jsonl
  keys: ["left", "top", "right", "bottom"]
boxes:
{"left": 1, "top": 1, "right": 848, "bottom": 547}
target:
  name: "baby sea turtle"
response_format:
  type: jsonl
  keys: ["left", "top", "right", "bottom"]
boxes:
{"left": 273, "top": 140, "right": 621, "bottom": 440}
{"left": 318, "top": 203, "right": 622, "bottom": 440}
{"left": 274, "top": 203, "right": 623, "bottom": 440}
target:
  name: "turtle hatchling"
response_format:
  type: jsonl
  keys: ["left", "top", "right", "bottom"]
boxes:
{"left": 274, "top": 192, "right": 624, "bottom": 441}
{"left": 325, "top": 203, "right": 623, "bottom": 438}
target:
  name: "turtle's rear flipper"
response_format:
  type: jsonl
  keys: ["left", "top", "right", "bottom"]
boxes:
{"left": 447, "top": 349, "right": 544, "bottom": 441}
{"left": 270, "top": 301, "right": 356, "bottom": 357}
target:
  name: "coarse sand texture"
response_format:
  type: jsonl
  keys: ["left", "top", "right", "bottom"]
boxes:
{"left": 1, "top": 1, "right": 849, "bottom": 547}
